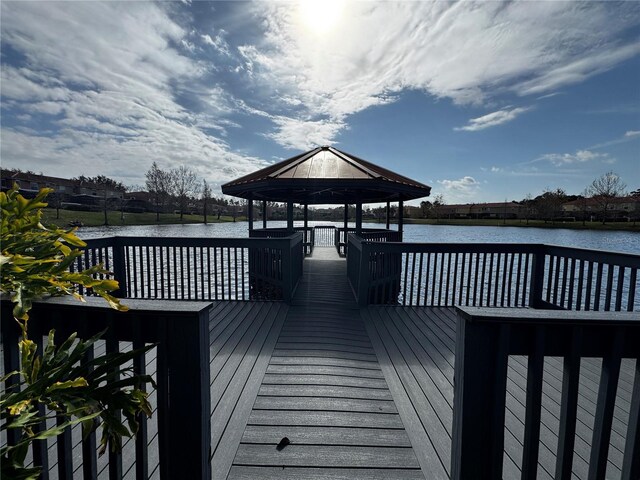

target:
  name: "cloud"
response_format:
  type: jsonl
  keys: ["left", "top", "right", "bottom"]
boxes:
{"left": 437, "top": 176, "right": 481, "bottom": 202}
{"left": 491, "top": 166, "right": 504, "bottom": 173}
{"left": 241, "top": 1, "right": 639, "bottom": 147}
{"left": 455, "top": 107, "right": 531, "bottom": 132}
{"left": 538, "top": 149, "right": 614, "bottom": 166}
{"left": 0, "top": 2, "right": 268, "bottom": 189}
{"left": 625, "top": 130, "right": 640, "bottom": 137}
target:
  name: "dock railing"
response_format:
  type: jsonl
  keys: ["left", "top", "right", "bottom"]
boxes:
{"left": 79, "top": 234, "right": 304, "bottom": 303}
{"left": 452, "top": 307, "right": 640, "bottom": 480}
{"left": 250, "top": 227, "right": 314, "bottom": 255}
{"left": 1, "top": 296, "right": 213, "bottom": 480}
{"left": 347, "top": 236, "right": 640, "bottom": 311}
{"left": 336, "top": 228, "right": 401, "bottom": 256}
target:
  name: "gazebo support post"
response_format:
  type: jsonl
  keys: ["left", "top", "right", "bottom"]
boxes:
{"left": 303, "top": 204, "right": 308, "bottom": 253}
{"left": 398, "top": 200, "right": 404, "bottom": 241}
{"left": 287, "top": 201, "right": 294, "bottom": 233}
{"left": 262, "top": 200, "right": 267, "bottom": 229}
{"left": 248, "top": 197, "right": 254, "bottom": 232}
{"left": 386, "top": 202, "right": 391, "bottom": 230}
{"left": 356, "top": 203, "right": 363, "bottom": 236}
{"left": 343, "top": 204, "right": 349, "bottom": 253}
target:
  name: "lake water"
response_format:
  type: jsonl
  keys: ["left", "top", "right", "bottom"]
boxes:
{"left": 77, "top": 221, "right": 639, "bottom": 254}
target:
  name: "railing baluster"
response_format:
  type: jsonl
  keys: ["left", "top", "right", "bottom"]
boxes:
{"left": 521, "top": 327, "right": 545, "bottom": 480}
{"left": 452, "top": 252, "right": 459, "bottom": 307}
{"left": 576, "top": 259, "right": 585, "bottom": 310}
{"left": 615, "top": 265, "right": 625, "bottom": 311}
{"left": 588, "top": 328, "right": 624, "bottom": 480}
{"left": 425, "top": 252, "right": 431, "bottom": 306}
{"left": 522, "top": 253, "right": 530, "bottom": 307}
{"left": 515, "top": 253, "right": 522, "bottom": 307}
{"left": 605, "top": 264, "right": 614, "bottom": 311}
{"left": 560, "top": 255, "right": 567, "bottom": 307}
{"left": 555, "top": 327, "right": 582, "bottom": 480}
{"left": 131, "top": 320, "right": 149, "bottom": 480}
{"left": 446, "top": 253, "right": 453, "bottom": 306}
{"left": 488, "top": 253, "right": 494, "bottom": 307}
{"left": 473, "top": 253, "right": 480, "bottom": 306}
{"left": 585, "top": 261, "right": 594, "bottom": 311}
{"left": 106, "top": 316, "right": 123, "bottom": 480}
{"left": 33, "top": 334, "right": 51, "bottom": 479}
{"left": 417, "top": 252, "right": 424, "bottom": 306}
{"left": 493, "top": 253, "right": 500, "bottom": 306}
{"left": 567, "top": 257, "right": 576, "bottom": 310}
{"left": 547, "top": 255, "right": 555, "bottom": 304}
{"left": 594, "top": 262, "right": 604, "bottom": 311}
{"left": 459, "top": 252, "right": 466, "bottom": 305}
{"left": 439, "top": 252, "right": 446, "bottom": 307}
{"left": 628, "top": 268, "right": 637, "bottom": 312}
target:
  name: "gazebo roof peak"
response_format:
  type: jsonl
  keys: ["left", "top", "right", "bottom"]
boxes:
{"left": 222, "top": 146, "right": 431, "bottom": 204}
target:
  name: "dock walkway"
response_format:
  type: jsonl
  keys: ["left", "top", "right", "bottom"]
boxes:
{"left": 204, "top": 247, "right": 633, "bottom": 479}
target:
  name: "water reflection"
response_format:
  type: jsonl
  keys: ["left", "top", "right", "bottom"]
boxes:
{"left": 77, "top": 221, "right": 639, "bottom": 254}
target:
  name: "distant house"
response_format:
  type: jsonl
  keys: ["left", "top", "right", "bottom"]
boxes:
{"left": 1, "top": 169, "right": 77, "bottom": 198}
{"left": 435, "top": 202, "right": 523, "bottom": 219}
{"left": 562, "top": 196, "right": 640, "bottom": 220}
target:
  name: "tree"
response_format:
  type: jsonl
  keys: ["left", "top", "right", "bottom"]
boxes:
{"left": 74, "top": 175, "right": 127, "bottom": 226}
{"left": 587, "top": 171, "right": 627, "bottom": 224}
{"left": 522, "top": 193, "right": 534, "bottom": 225}
{"left": 535, "top": 188, "right": 566, "bottom": 224}
{"left": 145, "top": 162, "right": 171, "bottom": 222}
{"left": 432, "top": 194, "right": 445, "bottom": 223}
{"left": 420, "top": 200, "right": 432, "bottom": 219}
{"left": 202, "top": 179, "right": 211, "bottom": 224}
{"left": 171, "top": 166, "right": 200, "bottom": 221}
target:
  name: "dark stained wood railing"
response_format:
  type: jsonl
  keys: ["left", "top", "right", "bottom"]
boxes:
{"left": 347, "top": 237, "right": 640, "bottom": 311}
{"left": 1, "top": 296, "right": 212, "bottom": 480}
{"left": 336, "top": 228, "right": 401, "bottom": 256}
{"left": 250, "top": 227, "right": 314, "bottom": 255}
{"left": 452, "top": 307, "right": 640, "bottom": 480}
{"left": 78, "top": 235, "right": 304, "bottom": 303}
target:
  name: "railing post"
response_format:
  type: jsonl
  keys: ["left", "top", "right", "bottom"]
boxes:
{"left": 452, "top": 312, "right": 510, "bottom": 480}
{"left": 111, "top": 237, "right": 128, "bottom": 298}
{"left": 529, "top": 245, "right": 546, "bottom": 309}
{"left": 158, "top": 303, "right": 212, "bottom": 480}
{"left": 357, "top": 240, "right": 370, "bottom": 307}
{"left": 282, "top": 238, "right": 293, "bottom": 303}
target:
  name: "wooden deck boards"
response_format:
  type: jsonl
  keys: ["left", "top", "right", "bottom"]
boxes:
{"left": 362, "top": 305, "right": 636, "bottom": 480}
{"left": 227, "top": 247, "right": 424, "bottom": 480}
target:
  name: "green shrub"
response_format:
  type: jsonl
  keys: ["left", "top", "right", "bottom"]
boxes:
{"left": 1, "top": 184, "right": 154, "bottom": 479}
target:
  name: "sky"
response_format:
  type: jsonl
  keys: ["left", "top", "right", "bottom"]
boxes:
{"left": 1, "top": 1, "right": 639, "bottom": 205}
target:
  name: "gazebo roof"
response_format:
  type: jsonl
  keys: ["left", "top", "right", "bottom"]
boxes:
{"left": 221, "top": 146, "right": 431, "bottom": 204}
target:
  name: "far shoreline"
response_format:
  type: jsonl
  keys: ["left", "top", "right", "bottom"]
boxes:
{"left": 43, "top": 208, "right": 640, "bottom": 233}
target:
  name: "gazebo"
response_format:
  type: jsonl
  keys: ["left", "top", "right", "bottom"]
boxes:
{"left": 221, "top": 146, "right": 431, "bottom": 240}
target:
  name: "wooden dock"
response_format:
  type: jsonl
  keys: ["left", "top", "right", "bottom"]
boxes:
{"left": 208, "top": 247, "right": 634, "bottom": 480}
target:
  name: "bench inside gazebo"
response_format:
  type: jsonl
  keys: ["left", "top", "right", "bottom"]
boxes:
{"left": 2, "top": 147, "right": 639, "bottom": 480}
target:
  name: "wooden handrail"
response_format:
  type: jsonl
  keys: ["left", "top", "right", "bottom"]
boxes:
{"left": 81, "top": 235, "right": 304, "bottom": 303}
{"left": 347, "top": 237, "right": 640, "bottom": 311}
{"left": 1, "top": 296, "right": 213, "bottom": 480}
{"left": 452, "top": 307, "right": 640, "bottom": 480}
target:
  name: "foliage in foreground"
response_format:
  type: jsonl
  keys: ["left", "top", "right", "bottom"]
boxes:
{"left": 1, "top": 184, "right": 155, "bottom": 480}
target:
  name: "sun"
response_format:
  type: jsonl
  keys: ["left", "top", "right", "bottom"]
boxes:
{"left": 298, "top": 0, "right": 345, "bottom": 34}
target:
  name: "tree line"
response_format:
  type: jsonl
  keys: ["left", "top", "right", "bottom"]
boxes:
{"left": 420, "top": 172, "right": 637, "bottom": 224}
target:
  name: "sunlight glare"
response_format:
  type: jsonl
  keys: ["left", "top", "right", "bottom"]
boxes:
{"left": 298, "top": 0, "right": 345, "bottom": 34}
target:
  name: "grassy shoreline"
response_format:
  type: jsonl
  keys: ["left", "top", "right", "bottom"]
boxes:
{"left": 41, "top": 208, "right": 244, "bottom": 228}
{"left": 41, "top": 208, "right": 640, "bottom": 232}
{"left": 401, "top": 218, "right": 640, "bottom": 231}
